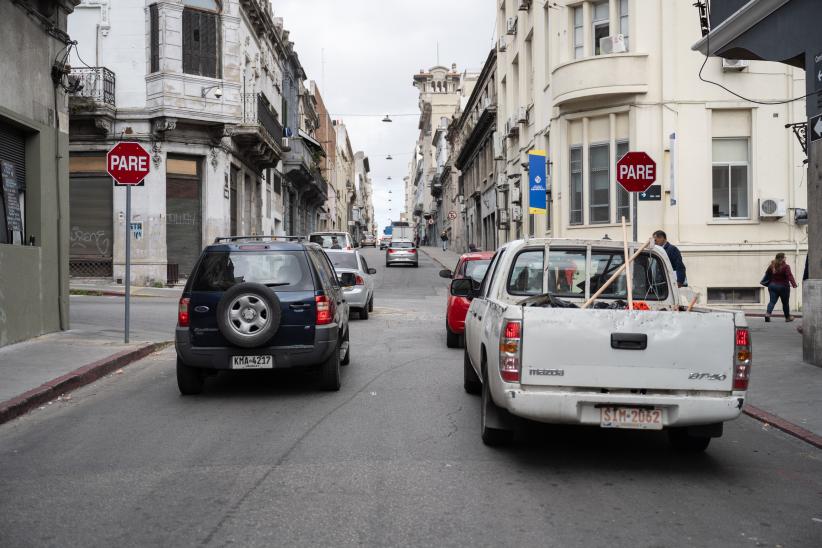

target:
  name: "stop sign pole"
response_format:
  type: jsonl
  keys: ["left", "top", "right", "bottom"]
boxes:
{"left": 616, "top": 151, "right": 657, "bottom": 242}
{"left": 107, "top": 143, "right": 151, "bottom": 343}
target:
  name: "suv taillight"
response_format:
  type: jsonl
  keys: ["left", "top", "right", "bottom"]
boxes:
{"left": 499, "top": 320, "right": 522, "bottom": 383}
{"left": 733, "top": 327, "right": 751, "bottom": 390}
{"left": 355, "top": 275, "right": 365, "bottom": 285}
{"left": 315, "top": 295, "right": 334, "bottom": 325}
{"left": 178, "top": 297, "right": 190, "bottom": 327}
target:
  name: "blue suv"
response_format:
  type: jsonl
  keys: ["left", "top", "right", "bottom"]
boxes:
{"left": 175, "top": 236, "right": 350, "bottom": 394}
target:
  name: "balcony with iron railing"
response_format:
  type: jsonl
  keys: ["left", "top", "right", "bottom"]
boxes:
{"left": 234, "top": 92, "right": 284, "bottom": 169}
{"left": 68, "top": 67, "right": 116, "bottom": 109}
{"left": 284, "top": 137, "right": 328, "bottom": 200}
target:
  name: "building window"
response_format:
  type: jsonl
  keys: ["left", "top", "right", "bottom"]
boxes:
{"left": 616, "top": 140, "right": 630, "bottom": 221}
{"left": 589, "top": 143, "right": 610, "bottom": 223}
{"left": 149, "top": 4, "right": 159, "bottom": 73}
{"left": 707, "top": 287, "right": 760, "bottom": 304}
{"left": 592, "top": 1, "right": 609, "bottom": 56}
{"left": 619, "top": 0, "right": 630, "bottom": 50}
{"left": 569, "top": 146, "right": 583, "bottom": 225}
{"left": 573, "top": 6, "right": 584, "bottom": 59}
{"left": 0, "top": 121, "right": 26, "bottom": 245}
{"left": 712, "top": 138, "right": 749, "bottom": 219}
{"left": 182, "top": 7, "right": 220, "bottom": 78}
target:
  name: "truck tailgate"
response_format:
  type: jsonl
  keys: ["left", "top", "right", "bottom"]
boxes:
{"left": 520, "top": 309, "right": 735, "bottom": 391}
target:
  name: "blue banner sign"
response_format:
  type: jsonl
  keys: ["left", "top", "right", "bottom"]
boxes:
{"left": 528, "top": 150, "right": 547, "bottom": 215}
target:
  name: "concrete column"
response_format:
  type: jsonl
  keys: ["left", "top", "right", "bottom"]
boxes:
{"left": 803, "top": 138, "right": 822, "bottom": 366}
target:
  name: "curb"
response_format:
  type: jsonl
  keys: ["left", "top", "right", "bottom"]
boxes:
{"left": 0, "top": 341, "right": 172, "bottom": 426}
{"left": 420, "top": 248, "right": 453, "bottom": 271}
{"left": 743, "top": 405, "right": 822, "bottom": 450}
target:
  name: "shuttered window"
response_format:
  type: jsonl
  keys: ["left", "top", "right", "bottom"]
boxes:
{"left": 149, "top": 4, "right": 159, "bottom": 73}
{"left": 0, "top": 120, "right": 26, "bottom": 244}
{"left": 182, "top": 8, "right": 220, "bottom": 78}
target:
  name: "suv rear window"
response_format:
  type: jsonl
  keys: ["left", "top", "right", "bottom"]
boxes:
{"left": 191, "top": 251, "right": 314, "bottom": 292}
{"left": 327, "top": 252, "right": 358, "bottom": 270}
{"left": 310, "top": 234, "right": 349, "bottom": 249}
{"left": 391, "top": 241, "right": 413, "bottom": 249}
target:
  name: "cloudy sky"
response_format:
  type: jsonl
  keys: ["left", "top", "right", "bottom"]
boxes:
{"left": 273, "top": 0, "right": 495, "bottom": 233}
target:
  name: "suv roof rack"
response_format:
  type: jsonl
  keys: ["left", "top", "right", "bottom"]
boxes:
{"left": 213, "top": 235, "right": 306, "bottom": 243}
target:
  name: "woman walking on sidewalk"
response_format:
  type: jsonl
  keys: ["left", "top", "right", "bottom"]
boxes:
{"left": 762, "top": 252, "right": 798, "bottom": 322}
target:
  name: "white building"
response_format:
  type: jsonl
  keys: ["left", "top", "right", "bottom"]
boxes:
{"left": 495, "top": 0, "right": 807, "bottom": 310}
{"left": 67, "top": 0, "right": 297, "bottom": 285}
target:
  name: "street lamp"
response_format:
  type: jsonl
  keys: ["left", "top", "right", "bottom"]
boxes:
{"left": 386, "top": 155, "right": 393, "bottom": 160}
{"left": 201, "top": 85, "right": 223, "bottom": 98}
{"left": 382, "top": 115, "right": 393, "bottom": 123}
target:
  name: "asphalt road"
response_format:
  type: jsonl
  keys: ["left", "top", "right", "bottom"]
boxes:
{"left": 2, "top": 248, "right": 821, "bottom": 547}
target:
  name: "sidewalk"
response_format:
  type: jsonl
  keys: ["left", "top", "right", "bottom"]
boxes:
{"left": 420, "top": 246, "right": 822, "bottom": 448}
{"left": 71, "top": 280, "right": 183, "bottom": 298}
{"left": 0, "top": 330, "right": 169, "bottom": 424}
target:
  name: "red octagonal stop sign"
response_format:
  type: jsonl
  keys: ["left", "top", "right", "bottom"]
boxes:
{"left": 616, "top": 151, "right": 656, "bottom": 193}
{"left": 107, "top": 142, "right": 151, "bottom": 186}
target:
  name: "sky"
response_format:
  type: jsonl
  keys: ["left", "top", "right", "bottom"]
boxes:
{"left": 273, "top": 0, "right": 495, "bottom": 233}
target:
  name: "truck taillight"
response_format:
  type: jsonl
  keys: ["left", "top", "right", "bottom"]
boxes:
{"left": 315, "top": 295, "right": 334, "bottom": 325}
{"left": 178, "top": 297, "right": 190, "bottom": 327}
{"left": 733, "top": 327, "right": 751, "bottom": 390}
{"left": 499, "top": 320, "right": 522, "bottom": 383}
{"left": 355, "top": 275, "right": 365, "bottom": 285}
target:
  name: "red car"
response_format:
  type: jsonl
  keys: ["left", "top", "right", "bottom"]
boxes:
{"left": 439, "top": 251, "right": 494, "bottom": 348}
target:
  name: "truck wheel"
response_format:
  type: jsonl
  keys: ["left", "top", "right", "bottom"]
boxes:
{"left": 463, "top": 348, "right": 481, "bottom": 395}
{"left": 341, "top": 329, "right": 351, "bottom": 366}
{"left": 176, "top": 358, "right": 204, "bottom": 395}
{"left": 446, "top": 322, "right": 460, "bottom": 348}
{"left": 668, "top": 428, "right": 711, "bottom": 452}
{"left": 481, "top": 366, "right": 514, "bottom": 446}
{"left": 319, "top": 341, "right": 341, "bottom": 391}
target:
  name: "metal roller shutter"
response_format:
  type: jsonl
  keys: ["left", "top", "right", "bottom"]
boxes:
{"left": 0, "top": 121, "right": 26, "bottom": 191}
{"left": 69, "top": 176, "right": 113, "bottom": 277}
{"left": 166, "top": 176, "right": 202, "bottom": 278}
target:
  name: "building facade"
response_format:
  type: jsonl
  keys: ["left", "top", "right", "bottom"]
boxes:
{"left": 449, "top": 49, "right": 499, "bottom": 253}
{"left": 0, "top": 0, "right": 80, "bottom": 346}
{"left": 492, "top": 0, "right": 806, "bottom": 310}
{"left": 67, "top": 0, "right": 295, "bottom": 285}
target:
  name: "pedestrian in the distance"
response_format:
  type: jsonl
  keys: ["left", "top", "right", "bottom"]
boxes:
{"left": 440, "top": 230, "right": 449, "bottom": 252}
{"left": 761, "top": 252, "right": 798, "bottom": 322}
{"left": 468, "top": 243, "right": 478, "bottom": 253}
{"left": 653, "top": 230, "right": 687, "bottom": 287}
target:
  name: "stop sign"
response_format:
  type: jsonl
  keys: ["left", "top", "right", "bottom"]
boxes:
{"left": 616, "top": 151, "right": 656, "bottom": 193}
{"left": 107, "top": 142, "right": 151, "bottom": 185}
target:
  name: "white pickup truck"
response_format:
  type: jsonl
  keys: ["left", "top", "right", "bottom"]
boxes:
{"left": 454, "top": 238, "right": 751, "bottom": 451}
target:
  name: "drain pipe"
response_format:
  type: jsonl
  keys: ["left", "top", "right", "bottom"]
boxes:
{"left": 53, "top": 78, "right": 66, "bottom": 331}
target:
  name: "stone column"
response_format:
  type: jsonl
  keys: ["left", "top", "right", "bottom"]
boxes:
{"left": 803, "top": 137, "right": 822, "bottom": 366}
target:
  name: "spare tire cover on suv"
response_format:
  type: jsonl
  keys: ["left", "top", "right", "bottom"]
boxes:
{"left": 216, "top": 283, "right": 282, "bottom": 348}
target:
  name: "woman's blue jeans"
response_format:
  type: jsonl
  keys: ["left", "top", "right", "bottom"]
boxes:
{"left": 767, "top": 284, "right": 791, "bottom": 318}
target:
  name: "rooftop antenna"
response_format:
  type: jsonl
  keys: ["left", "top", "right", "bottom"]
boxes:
{"left": 436, "top": 41, "right": 440, "bottom": 65}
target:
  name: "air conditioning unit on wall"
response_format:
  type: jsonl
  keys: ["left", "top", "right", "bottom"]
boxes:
{"left": 511, "top": 205, "right": 523, "bottom": 222}
{"left": 497, "top": 36, "right": 507, "bottom": 52}
{"left": 506, "top": 16, "right": 518, "bottom": 35}
{"left": 759, "top": 198, "right": 786, "bottom": 219}
{"left": 600, "top": 34, "right": 627, "bottom": 55}
{"left": 510, "top": 186, "right": 521, "bottom": 204}
{"left": 722, "top": 58, "right": 749, "bottom": 71}
{"left": 518, "top": 106, "right": 528, "bottom": 124}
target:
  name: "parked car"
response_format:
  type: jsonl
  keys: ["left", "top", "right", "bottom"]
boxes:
{"left": 175, "top": 236, "right": 350, "bottom": 395}
{"left": 326, "top": 249, "right": 376, "bottom": 320}
{"left": 362, "top": 234, "right": 377, "bottom": 247}
{"left": 385, "top": 239, "right": 418, "bottom": 267}
{"left": 456, "top": 238, "right": 750, "bottom": 451}
{"left": 309, "top": 231, "right": 355, "bottom": 250}
{"left": 438, "top": 251, "right": 494, "bottom": 348}
{"left": 379, "top": 235, "right": 392, "bottom": 250}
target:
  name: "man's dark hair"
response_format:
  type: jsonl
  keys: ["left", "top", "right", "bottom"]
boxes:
{"left": 653, "top": 230, "right": 667, "bottom": 239}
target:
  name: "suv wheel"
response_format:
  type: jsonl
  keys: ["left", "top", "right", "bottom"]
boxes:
{"left": 216, "top": 283, "right": 282, "bottom": 348}
{"left": 319, "top": 341, "right": 341, "bottom": 391}
{"left": 177, "top": 358, "right": 204, "bottom": 395}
